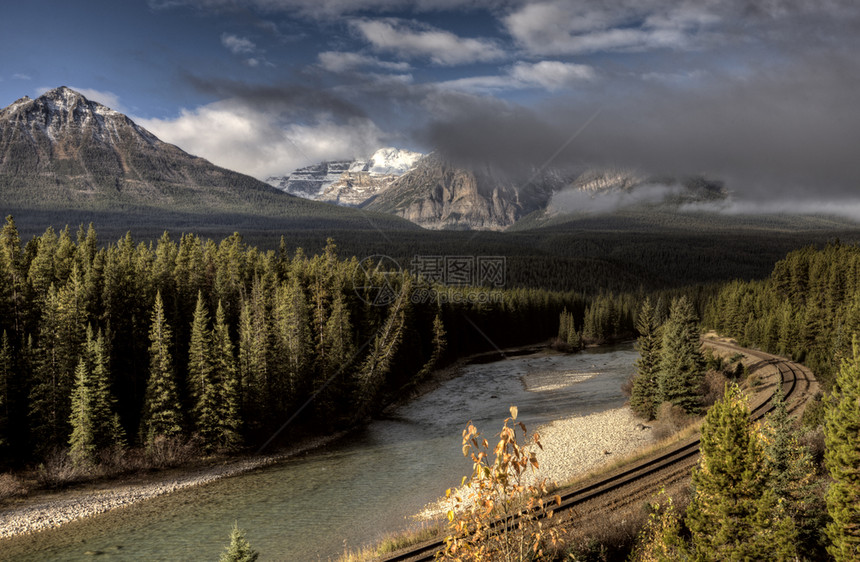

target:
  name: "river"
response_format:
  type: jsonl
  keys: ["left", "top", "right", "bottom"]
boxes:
{"left": 1, "top": 343, "right": 637, "bottom": 561}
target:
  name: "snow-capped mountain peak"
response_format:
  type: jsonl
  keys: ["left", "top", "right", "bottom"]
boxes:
{"left": 267, "top": 147, "right": 425, "bottom": 206}
{"left": 367, "top": 147, "right": 423, "bottom": 175}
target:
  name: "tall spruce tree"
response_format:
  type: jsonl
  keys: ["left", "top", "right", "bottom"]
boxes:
{"left": 825, "top": 340, "right": 860, "bottom": 561}
{"left": 68, "top": 358, "right": 97, "bottom": 466}
{"left": 0, "top": 330, "right": 11, "bottom": 449}
{"left": 657, "top": 296, "right": 704, "bottom": 414}
{"left": 141, "top": 291, "right": 183, "bottom": 446}
{"left": 686, "top": 384, "right": 797, "bottom": 561}
{"left": 213, "top": 301, "right": 242, "bottom": 449}
{"left": 188, "top": 292, "right": 220, "bottom": 450}
{"left": 631, "top": 297, "right": 662, "bottom": 419}
{"left": 86, "top": 327, "right": 125, "bottom": 453}
{"left": 761, "top": 382, "right": 819, "bottom": 558}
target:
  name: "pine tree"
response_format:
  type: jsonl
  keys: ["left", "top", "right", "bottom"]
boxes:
{"left": 417, "top": 313, "right": 446, "bottom": 379}
{"left": 141, "top": 291, "right": 183, "bottom": 446}
{"left": 0, "top": 331, "right": 11, "bottom": 449}
{"left": 631, "top": 298, "right": 662, "bottom": 420}
{"left": 356, "top": 277, "right": 411, "bottom": 414}
{"left": 686, "top": 384, "right": 798, "bottom": 561}
{"left": 314, "top": 289, "right": 355, "bottom": 421}
{"left": 188, "top": 292, "right": 219, "bottom": 450}
{"left": 825, "top": 339, "right": 860, "bottom": 561}
{"left": 0, "top": 216, "right": 24, "bottom": 336}
{"left": 761, "top": 382, "right": 819, "bottom": 558}
{"left": 29, "top": 284, "right": 73, "bottom": 453}
{"left": 238, "top": 286, "right": 269, "bottom": 431}
{"left": 68, "top": 357, "right": 97, "bottom": 466}
{"left": 657, "top": 296, "right": 704, "bottom": 414}
{"left": 271, "top": 275, "right": 311, "bottom": 414}
{"left": 83, "top": 327, "right": 125, "bottom": 454}
{"left": 219, "top": 522, "right": 259, "bottom": 562}
{"left": 213, "top": 301, "right": 242, "bottom": 449}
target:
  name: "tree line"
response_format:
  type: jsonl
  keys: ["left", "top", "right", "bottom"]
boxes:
{"left": 0, "top": 217, "right": 583, "bottom": 468}
{"left": 704, "top": 240, "right": 860, "bottom": 390}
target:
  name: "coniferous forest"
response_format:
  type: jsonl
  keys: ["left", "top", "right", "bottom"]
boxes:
{"left": 0, "top": 216, "right": 595, "bottom": 468}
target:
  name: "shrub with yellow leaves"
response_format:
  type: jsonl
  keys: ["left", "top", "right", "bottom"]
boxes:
{"left": 439, "top": 406, "right": 562, "bottom": 561}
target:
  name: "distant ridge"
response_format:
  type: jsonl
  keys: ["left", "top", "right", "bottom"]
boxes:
{"left": 0, "top": 87, "right": 416, "bottom": 229}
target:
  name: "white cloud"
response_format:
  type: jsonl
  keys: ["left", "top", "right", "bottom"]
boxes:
{"left": 318, "top": 51, "right": 411, "bottom": 73}
{"left": 221, "top": 33, "right": 257, "bottom": 54}
{"left": 13, "top": 73, "right": 32, "bottom": 80}
{"left": 137, "top": 99, "right": 385, "bottom": 179}
{"left": 509, "top": 61, "right": 596, "bottom": 90}
{"left": 437, "top": 60, "right": 596, "bottom": 93}
{"left": 351, "top": 18, "right": 505, "bottom": 65}
{"left": 503, "top": 1, "right": 717, "bottom": 55}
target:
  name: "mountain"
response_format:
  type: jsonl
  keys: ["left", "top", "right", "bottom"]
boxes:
{"left": 266, "top": 147, "right": 423, "bottom": 206}
{"left": 0, "top": 87, "right": 416, "bottom": 230}
{"left": 360, "top": 153, "right": 570, "bottom": 230}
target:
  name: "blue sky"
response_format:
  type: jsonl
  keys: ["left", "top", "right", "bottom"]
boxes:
{"left": 2, "top": 0, "right": 860, "bottom": 204}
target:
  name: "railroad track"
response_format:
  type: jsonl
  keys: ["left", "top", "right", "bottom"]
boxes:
{"left": 380, "top": 341, "right": 816, "bottom": 562}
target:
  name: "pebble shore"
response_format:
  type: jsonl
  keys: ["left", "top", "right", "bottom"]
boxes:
{"left": 419, "top": 406, "right": 653, "bottom": 519}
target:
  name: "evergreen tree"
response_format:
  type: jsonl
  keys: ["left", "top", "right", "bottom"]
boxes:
{"left": 825, "top": 340, "right": 860, "bottom": 561}
{"left": 761, "top": 382, "right": 820, "bottom": 558}
{"left": 68, "top": 357, "right": 97, "bottom": 466}
{"left": 317, "top": 288, "right": 355, "bottom": 421}
{"left": 188, "top": 292, "right": 220, "bottom": 450}
{"left": 356, "top": 277, "right": 411, "bottom": 414}
{"left": 89, "top": 328, "right": 126, "bottom": 453}
{"left": 219, "top": 522, "right": 259, "bottom": 562}
{"left": 686, "top": 384, "right": 797, "bottom": 561}
{"left": 213, "top": 301, "right": 242, "bottom": 449}
{"left": 631, "top": 298, "right": 662, "bottom": 419}
{"left": 0, "top": 331, "right": 11, "bottom": 449}
{"left": 0, "top": 216, "right": 24, "bottom": 336}
{"left": 657, "top": 296, "right": 704, "bottom": 414}
{"left": 29, "top": 284, "right": 74, "bottom": 453}
{"left": 417, "top": 313, "right": 446, "bottom": 379}
{"left": 271, "top": 275, "right": 311, "bottom": 414}
{"left": 141, "top": 291, "right": 183, "bottom": 446}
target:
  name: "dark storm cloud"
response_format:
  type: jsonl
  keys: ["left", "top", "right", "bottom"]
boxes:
{"left": 184, "top": 75, "right": 369, "bottom": 121}
{"left": 419, "top": 49, "right": 860, "bottom": 199}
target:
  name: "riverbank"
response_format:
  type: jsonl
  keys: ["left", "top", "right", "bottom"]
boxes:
{"left": 0, "top": 344, "right": 553, "bottom": 541}
{"left": 0, "top": 433, "right": 343, "bottom": 539}
{"left": 418, "top": 405, "right": 654, "bottom": 519}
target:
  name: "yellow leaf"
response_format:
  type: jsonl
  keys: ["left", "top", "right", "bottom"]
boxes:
{"left": 447, "top": 510, "right": 454, "bottom": 522}
{"left": 446, "top": 488, "right": 451, "bottom": 498}
{"left": 510, "top": 405, "right": 518, "bottom": 420}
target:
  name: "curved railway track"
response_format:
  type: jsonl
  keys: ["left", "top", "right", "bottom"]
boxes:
{"left": 380, "top": 341, "right": 816, "bottom": 562}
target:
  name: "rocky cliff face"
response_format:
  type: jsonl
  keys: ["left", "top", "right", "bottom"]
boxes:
{"left": 361, "top": 154, "right": 567, "bottom": 230}
{"left": 0, "top": 86, "right": 284, "bottom": 210}
{"left": 266, "top": 147, "right": 423, "bottom": 206}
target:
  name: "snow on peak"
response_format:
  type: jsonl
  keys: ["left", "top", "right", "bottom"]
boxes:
{"left": 368, "top": 147, "right": 423, "bottom": 175}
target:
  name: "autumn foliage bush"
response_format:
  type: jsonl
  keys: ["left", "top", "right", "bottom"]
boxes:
{"left": 440, "top": 406, "right": 562, "bottom": 561}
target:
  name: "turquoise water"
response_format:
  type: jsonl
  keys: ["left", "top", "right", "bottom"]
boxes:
{"left": 1, "top": 343, "right": 637, "bottom": 561}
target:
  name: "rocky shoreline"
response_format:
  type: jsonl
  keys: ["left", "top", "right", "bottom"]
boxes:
{"left": 418, "top": 406, "right": 654, "bottom": 519}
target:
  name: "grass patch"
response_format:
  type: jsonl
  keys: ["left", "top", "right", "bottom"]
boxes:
{"left": 337, "top": 523, "right": 443, "bottom": 562}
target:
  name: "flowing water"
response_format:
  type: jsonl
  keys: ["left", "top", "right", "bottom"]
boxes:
{"left": 2, "top": 343, "right": 637, "bottom": 561}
